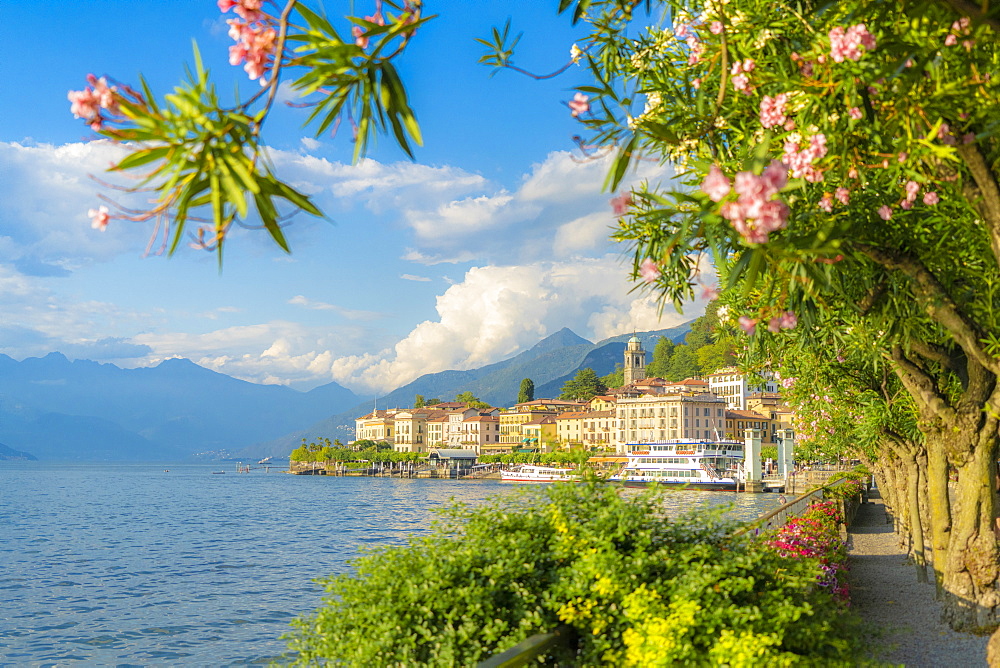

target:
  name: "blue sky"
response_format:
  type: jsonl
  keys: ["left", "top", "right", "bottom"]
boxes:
{"left": 0, "top": 1, "right": 706, "bottom": 394}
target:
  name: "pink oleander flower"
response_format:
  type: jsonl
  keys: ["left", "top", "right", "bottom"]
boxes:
{"left": 923, "top": 191, "right": 940, "bottom": 205}
{"left": 837, "top": 354, "right": 846, "bottom": 363}
{"left": 848, "top": 167, "right": 859, "bottom": 179}
{"left": 963, "top": 132, "right": 976, "bottom": 144}
{"left": 768, "top": 317, "right": 782, "bottom": 333}
{"left": 779, "top": 311, "right": 798, "bottom": 329}
{"left": 945, "top": 33, "right": 958, "bottom": 47}
{"left": 692, "top": 78, "right": 701, "bottom": 89}
{"left": 938, "top": 123, "right": 956, "bottom": 145}
{"left": 568, "top": 92, "right": 590, "bottom": 117}
{"left": 719, "top": 161, "right": 790, "bottom": 244}
{"left": 742, "top": 58, "right": 756, "bottom": 72}
{"left": 900, "top": 199, "right": 912, "bottom": 210}
{"left": 688, "top": 43, "right": 706, "bottom": 65}
{"left": 89, "top": 205, "right": 110, "bottom": 231}
{"left": 731, "top": 73, "right": 750, "bottom": 92}
{"left": 818, "top": 194, "right": 833, "bottom": 212}
{"left": 829, "top": 23, "right": 876, "bottom": 62}
{"left": 878, "top": 205, "right": 893, "bottom": 220}
{"left": 738, "top": 316, "right": 757, "bottom": 335}
{"left": 898, "top": 152, "right": 908, "bottom": 163}
{"left": 848, "top": 107, "right": 863, "bottom": 120}
{"left": 905, "top": 180, "right": 920, "bottom": 201}
{"left": 710, "top": 20, "right": 723, "bottom": 34}
{"left": 701, "top": 164, "right": 731, "bottom": 202}
{"left": 701, "top": 285, "right": 719, "bottom": 300}
{"left": 781, "top": 377, "right": 796, "bottom": 388}
{"left": 759, "top": 93, "right": 788, "bottom": 129}
{"left": 835, "top": 187, "right": 850, "bottom": 205}
{"left": 675, "top": 24, "right": 689, "bottom": 38}
{"left": 782, "top": 133, "right": 827, "bottom": 182}
{"left": 352, "top": 25, "right": 369, "bottom": 48}
{"left": 639, "top": 258, "right": 661, "bottom": 283}
{"left": 610, "top": 192, "right": 632, "bottom": 216}
{"left": 68, "top": 89, "right": 100, "bottom": 123}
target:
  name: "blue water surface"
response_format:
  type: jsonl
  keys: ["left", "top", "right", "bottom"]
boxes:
{"left": 0, "top": 462, "right": 778, "bottom": 665}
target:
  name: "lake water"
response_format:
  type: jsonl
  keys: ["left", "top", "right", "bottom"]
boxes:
{"left": 0, "top": 461, "right": 780, "bottom": 665}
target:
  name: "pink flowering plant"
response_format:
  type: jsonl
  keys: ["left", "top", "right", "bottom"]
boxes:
{"left": 70, "top": 0, "right": 429, "bottom": 258}
{"left": 491, "top": 4, "right": 1000, "bottom": 627}
{"left": 766, "top": 501, "right": 850, "bottom": 602}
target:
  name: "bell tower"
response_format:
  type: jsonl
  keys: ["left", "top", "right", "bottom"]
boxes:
{"left": 623, "top": 335, "right": 646, "bottom": 385}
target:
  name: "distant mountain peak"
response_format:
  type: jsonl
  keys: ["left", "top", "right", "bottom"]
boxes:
{"left": 529, "top": 328, "right": 590, "bottom": 353}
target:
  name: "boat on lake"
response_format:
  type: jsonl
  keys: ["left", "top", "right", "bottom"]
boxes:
{"left": 609, "top": 439, "right": 745, "bottom": 491}
{"left": 500, "top": 464, "right": 580, "bottom": 482}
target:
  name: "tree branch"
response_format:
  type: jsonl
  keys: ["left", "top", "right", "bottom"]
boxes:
{"left": 856, "top": 243, "right": 999, "bottom": 376}
{"left": 890, "top": 346, "right": 957, "bottom": 423}
{"left": 956, "top": 143, "right": 1000, "bottom": 268}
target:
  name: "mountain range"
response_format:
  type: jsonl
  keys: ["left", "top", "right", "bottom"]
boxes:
{"left": 235, "top": 323, "right": 694, "bottom": 460}
{"left": 0, "top": 322, "right": 692, "bottom": 461}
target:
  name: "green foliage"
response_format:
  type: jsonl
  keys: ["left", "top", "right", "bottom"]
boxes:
{"left": 559, "top": 367, "right": 607, "bottom": 401}
{"left": 286, "top": 482, "right": 864, "bottom": 665}
{"left": 414, "top": 394, "right": 426, "bottom": 408}
{"left": 479, "top": 451, "right": 593, "bottom": 466}
{"left": 518, "top": 377, "right": 535, "bottom": 404}
{"left": 601, "top": 362, "right": 624, "bottom": 389}
{"left": 664, "top": 344, "right": 700, "bottom": 381}
{"left": 455, "top": 391, "right": 490, "bottom": 410}
{"left": 645, "top": 336, "right": 675, "bottom": 378}
{"left": 760, "top": 445, "right": 778, "bottom": 462}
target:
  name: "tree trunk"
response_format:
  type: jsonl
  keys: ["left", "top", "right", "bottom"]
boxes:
{"left": 917, "top": 450, "right": 932, "bottom": 584}
{"left": 941, "top": 434, "right": 1000, "bottom": 631}
{"left": 904, "top": 455, "right": 929, "bottom": 583}
{"left": 926, "top": 432, "right": 952, "bottom": 597}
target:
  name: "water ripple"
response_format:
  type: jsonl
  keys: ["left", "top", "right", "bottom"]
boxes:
{"left": 0, "top": 461, "right": 778, "bottom": 663}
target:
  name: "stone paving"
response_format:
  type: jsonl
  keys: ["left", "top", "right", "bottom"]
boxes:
{"left": 848, "top": 494, "right": 988, "bottom": 666}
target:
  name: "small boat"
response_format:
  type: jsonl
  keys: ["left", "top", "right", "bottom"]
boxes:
{"left": 257, "top": 457, "right": 273, "bottom": 465}
{"left": 609, "top": 439, "right": 745, "bottom": 491}
{"left": 500, "top": 464, "right": 579, "bottom": 482}
{"left": 212, "top": 471, "right": 226, "bottom": 475}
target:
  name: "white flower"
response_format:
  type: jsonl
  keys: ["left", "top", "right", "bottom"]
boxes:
{"left": 570, "top": 43, "right": 582, "bottom": 64}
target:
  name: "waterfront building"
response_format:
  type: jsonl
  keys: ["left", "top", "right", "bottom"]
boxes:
{"left": 556, "top": 409, "right": 616, "bottom": 450}
{"left": 392, "top": 408, "right": 443, "bottom": 453}
{"left": 705, "top": 367, "right": 779, "bottom": 410}
{"left": 511, "top": 399, "right": 587, "bottom": 412}
{"left": 354, "top": 409, "right": 400, "bottom": 444}
{"left": 588, "top": 395, "right": 618, "bottom": 412}
{"left": 460, "top": 415, "right": 501, "bottom": 454}
{"left": 426, "top": 414, "right": 448, "bottom": 448}
{"left": 498, "top": 407, "right": 558, "bottom": 449}
{"left": 614, "top": 392, "right": 728, "bottom": 452}
{"left": 521, "top": 415, "right": 558, "bottom": 452}
{"left": 724, "top": 409, "right": 774, "bottom": 443}
{"left": 745, "top": 392, "right": 794, "bottom": 444}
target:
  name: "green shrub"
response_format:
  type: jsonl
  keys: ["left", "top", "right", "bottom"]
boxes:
{"left": 286, "top": 483, "right": 864, "bottom": 666}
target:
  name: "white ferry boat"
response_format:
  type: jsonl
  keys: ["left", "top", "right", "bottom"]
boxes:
{"left": 500, "top": 464, "right": 580, "bottom": 482}
{"left": 609, "top": 439, "right": 745, "bottom": 491}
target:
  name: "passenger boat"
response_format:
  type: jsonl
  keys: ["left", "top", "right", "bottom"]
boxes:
{"left": 500, "top": 464, "right": 580, "bottom": 482}
{"left": 609, "top": 438, "right": 745, "bottom": 490}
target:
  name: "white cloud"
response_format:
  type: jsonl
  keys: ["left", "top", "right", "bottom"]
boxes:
{"left": 288, "top": 295, "right": 383, "bottom": 320}
{"left": 0, "top": 141, "right": 152, "bottom": 267}
{"left": 400, "top": 274, "right": 431, "bottom": 282}
{"left": 401, "top": 249, "right": 479, "bottom": 265}
{"left": 322, "top": 255, "right": 706, "bottom": 394}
